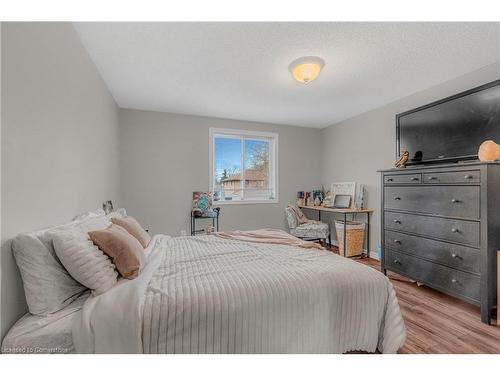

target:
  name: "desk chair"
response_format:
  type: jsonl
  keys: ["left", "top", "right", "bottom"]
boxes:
{"left": 285, "top": 205, "right": 331, "bottom": 247}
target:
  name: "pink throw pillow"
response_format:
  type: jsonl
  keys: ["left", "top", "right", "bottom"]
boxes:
{"left": 111, "top": 216, "right": 151, "bottom": 248}
{"left": 89, "top": 224, "right": 145, "bottom": 279}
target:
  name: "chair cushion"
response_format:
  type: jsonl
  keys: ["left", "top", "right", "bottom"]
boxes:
{"left": 291, "top": 221, "right": 329, "bottom": 239}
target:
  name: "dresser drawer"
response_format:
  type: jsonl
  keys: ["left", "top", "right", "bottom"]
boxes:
{"left": 384, "top": 173, "right": 421, "bottom": 184}
{"left": 424, "top": 170, "right": 480, "bottom": 184}
{"left": 385, "top": 249, "right": 480, "bottom": 303}
{"left": 384, "top": 185, "right": 480, "bottom": 219}
{"left": 384, "top": 211, "right": 480, "bottom": 247}
{"left": 385, "top": 230, "right": 480, "bottom": 274}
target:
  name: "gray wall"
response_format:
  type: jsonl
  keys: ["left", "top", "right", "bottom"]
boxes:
{"left": 119, "top": 109, "right": 322, "bottom": 236}
{"left": 0, "top": 23, "right": 120, "bottom": 339}
{"left": 320, "top": 62, "right": 500, "bottom": 258}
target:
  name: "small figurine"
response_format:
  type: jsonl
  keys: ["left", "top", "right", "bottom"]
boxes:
{"left": 395, "top": 150, "right": 410, "bottom": 169}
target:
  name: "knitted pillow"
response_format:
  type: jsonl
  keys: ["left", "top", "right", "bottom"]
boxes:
{"left": 52, "top": 228, "right": 118, "bottom": 296}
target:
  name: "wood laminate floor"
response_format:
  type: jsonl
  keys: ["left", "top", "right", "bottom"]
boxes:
{"left": 355, "top": 256, "right": 500, "bottom": 353}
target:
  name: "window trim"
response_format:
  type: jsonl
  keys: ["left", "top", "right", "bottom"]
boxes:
{"left": 209, "top": 127, "right": 279, "bottom": 205}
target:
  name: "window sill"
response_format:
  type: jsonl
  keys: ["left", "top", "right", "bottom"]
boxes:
{"left": 214, "top": 199, "right": 279, "bottom": 205}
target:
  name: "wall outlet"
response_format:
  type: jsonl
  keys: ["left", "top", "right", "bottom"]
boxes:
{"left": 180, "top": 230, "right": 186, "bottom": 237}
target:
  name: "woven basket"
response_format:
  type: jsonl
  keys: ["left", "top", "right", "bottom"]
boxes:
{"left": 335, "top": 220, "right": 366, "bottom": 257}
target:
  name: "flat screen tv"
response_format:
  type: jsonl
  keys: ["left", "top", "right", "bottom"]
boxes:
{"left": 396, "top": 79, "right": 500, "bottom": 165}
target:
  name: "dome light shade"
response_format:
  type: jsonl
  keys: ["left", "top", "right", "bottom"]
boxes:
{"left": 289, "top": 56, "right": 325, "bottom": 84}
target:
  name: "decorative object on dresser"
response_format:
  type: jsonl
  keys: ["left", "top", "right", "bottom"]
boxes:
{"left": 394, "top": 150, "right": 409, "bottom": 169}
{"left": 478, "top": 140, "right": 500, "bottom": 162}
{"left": 379, "top": 162, "right": 500, "bottom": 324}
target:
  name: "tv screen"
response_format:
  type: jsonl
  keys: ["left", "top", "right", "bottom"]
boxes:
{"left": 397, "top": 80, "right": 500, "bottom": 165}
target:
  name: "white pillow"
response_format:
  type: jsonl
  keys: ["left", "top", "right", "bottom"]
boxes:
{"left": 12, "top": 212, "right": 110, "bottom": 316}
{"left": 12, "top": 233, "right": 87, "bottom": 316}
{"left": 51, "top": 228, "right": 118, "bottom": 296}
{"left": 12, "top": 209, "right": 126, "bottom": 315}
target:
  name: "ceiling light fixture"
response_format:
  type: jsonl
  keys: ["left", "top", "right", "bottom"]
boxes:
{"left": 289, "top": 56, "right": 325, "bottom": 84}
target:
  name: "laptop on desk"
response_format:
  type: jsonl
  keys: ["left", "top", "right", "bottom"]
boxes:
{"left": 325, "top": 194, "right": 351, "bottom": 209}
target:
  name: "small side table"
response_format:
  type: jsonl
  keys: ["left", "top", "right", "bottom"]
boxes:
{"left": 190, "top": 207, "right": 220, "bottom": 235}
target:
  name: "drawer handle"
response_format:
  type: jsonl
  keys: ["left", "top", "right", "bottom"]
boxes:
{"left": 451, "top": 198, "right": 460, "bottom": 203}
{"left": 451, "top": 228, "right": 460, "bottom": 233}
{"left": 393, "top": 259, "right": 401, "bottom": 265}
{"left": 451, "top": 253, "right": 462, "bottom": 259}
{"left": 394, "top": 196, "right": 401, "bottom": 200}
{"left": 464, "top": 175, "right": 473, "bottom": 180}
{"left": 428, "top": 176, "right": 437, "bottom": 180}
{"left": 393, "top": 219, "right": 401, "bottom": 224}
{"left": 451, "top": 278, "right": 458, "bottom": 284}
{"left": 393, "top": 239, "right": 401, "bottom": 244}
{"left": 387, "top": 178, "right": 394, "bottom": 182}
{"left": 411, "top": 177, "right": 419, "bottom": 181}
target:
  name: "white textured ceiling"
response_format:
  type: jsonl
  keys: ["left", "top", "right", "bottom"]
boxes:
{"left": 74, "top": 22, "right": 500, "bottom": 128}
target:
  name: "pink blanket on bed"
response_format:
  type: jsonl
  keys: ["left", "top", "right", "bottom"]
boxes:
{"left": 213, "top": 229, "right": 323, "bottom": 250}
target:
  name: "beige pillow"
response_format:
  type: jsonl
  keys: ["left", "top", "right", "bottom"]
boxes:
{"left": 111, "top": 216, "right": 151, "bottom": 248}
{"left": 89, "top": 224, "right": 145, "bottom": 279}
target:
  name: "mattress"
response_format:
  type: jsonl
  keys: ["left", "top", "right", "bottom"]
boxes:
{"left": 2, "top": 291, "right": 90, "bottom": 354}
{"left": 73, "top": 235, "right": 406, "bottom": 353}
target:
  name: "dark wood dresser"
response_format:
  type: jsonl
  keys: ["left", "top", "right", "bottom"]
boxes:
{"left": 379, "top": 161, "right": 500, "bottom": 324}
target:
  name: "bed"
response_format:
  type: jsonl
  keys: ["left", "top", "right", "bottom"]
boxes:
{"left": 72, "top": 234, "right": 406, "bottom": 354}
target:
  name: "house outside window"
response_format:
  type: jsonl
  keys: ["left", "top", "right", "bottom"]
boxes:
{"left": 209, "top": 128, "right": 278, "bottom": 204}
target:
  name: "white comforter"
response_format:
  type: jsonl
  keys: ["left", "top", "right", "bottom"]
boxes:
{"left": 73, "top": 235, "right": 406, "bottom": 354}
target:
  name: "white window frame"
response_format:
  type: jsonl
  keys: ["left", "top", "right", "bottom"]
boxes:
{"left": 209, "top": 128, "right": 279, "bottom": 205}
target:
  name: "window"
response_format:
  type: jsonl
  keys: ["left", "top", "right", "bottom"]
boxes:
{"left": 209, "top": 128, "right": 278, "bottom": 204}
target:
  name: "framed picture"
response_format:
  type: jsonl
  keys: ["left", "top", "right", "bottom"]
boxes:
{"left": 331, "top": 182, "right": 356, "bottom": 209}
{"left": 192, "top": 192, "right": 214, "bottom": 217}
{"left": 102, "top": 200, "right": 114, "bottom": 214}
